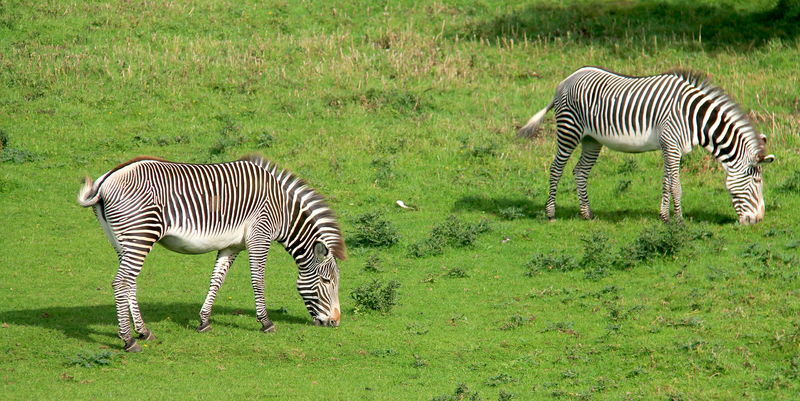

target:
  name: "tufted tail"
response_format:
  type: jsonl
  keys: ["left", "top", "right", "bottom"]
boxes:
{"left": 517, "top": 102, "right": 553, "bottom": 139}
{"left": 77, "top": 176, "right": 100, "bottom": 207}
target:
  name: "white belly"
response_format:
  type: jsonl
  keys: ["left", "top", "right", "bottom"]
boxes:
{"left": 159, "top": 228, "right": 246, "bottom": 254}
{"left": 586, "top": 129, "right": 661, "bottom": 153}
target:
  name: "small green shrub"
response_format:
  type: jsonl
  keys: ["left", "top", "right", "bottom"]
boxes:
{"left": 0, "top": 131, "right": 42, "bottom": 164}
{"left": 498, "top": 206, "right": 526, "bottom": 220}
{"left": 614, "top": 179, "right": 631, "bottom": 194}
{"left": 256, "top": 131, "right": 276, "bottom": 148}
{"left": 742, "top": 243, "right": 798, "bottom": 279}
{"left": 363, "top": 254, "right": 382, "bottom": 273}
{"left": 524, "top": 253, "right": 579, "bottom": 275}
{"left": 431, "top": 383, "right": 482, "bottom": 401}
{"left": 69, "top": 350, "right": 117, "bottom": 368}
{"left": 349, "top": 211, "right": 400, "bottom": 248}
{"left": 617, "top": 158, "right": 638, "bottom": 174}
{"left": 445, "top": 267, "right": 469, "bottom": 278}
{"left": 485, "top": 373, "right": 517, "bottom": 387}
{"left": 623, "top": 221, "right": 690, "bottom": 263}
{"left": 778, "top": 170, "right": 800, "bottom": 193}
{"left": 408, "top": 215, "right": 490, "bottom": 258}
{"left": 499, "top": 315, "right": 534, "bottom": 331}
{"left": 350, "top": 279, "right": 400, "bottom": 314}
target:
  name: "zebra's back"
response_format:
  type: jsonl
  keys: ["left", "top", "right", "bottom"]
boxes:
{"left": 557, "top": 67, "right": 689, "bottom": 152}
{"left": 99, "top": 159, "right": 280, "bottom": 254}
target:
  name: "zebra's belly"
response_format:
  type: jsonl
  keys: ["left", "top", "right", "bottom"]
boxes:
{"left": 158, "top": 228, "right": 246, "bottom": 254}
{"left": 585, "top": 129, "right": 661, "bottom": 153}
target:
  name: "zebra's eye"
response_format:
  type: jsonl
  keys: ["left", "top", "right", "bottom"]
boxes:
{"left": 320, "top": 277, "right": 331, "bottom": 285}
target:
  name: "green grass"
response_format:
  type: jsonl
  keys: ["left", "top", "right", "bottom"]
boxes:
{"left": 1, "top": 0, "right": 799, "bottom": 399}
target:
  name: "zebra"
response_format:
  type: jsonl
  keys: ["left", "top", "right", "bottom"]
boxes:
{"left": 518, "top": 66, "right": 775, "bottom": 224}
{"left": 78, "top": 154, "right": 346, "bottom": 352}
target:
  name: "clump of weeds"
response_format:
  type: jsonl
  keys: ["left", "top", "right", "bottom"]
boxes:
{"left": 499, "top": 315, "right": 535, "bottom": 331}
{"left": 349, "top": 211, "right": 400, "bottom": 248}
{"left": 498, "top": 206, "right": 526, "bottom": 220}
{"left": 742, "top": 242, "right": 798, "bottom": 279}
{"left": 431, "top": 383, "right": 481, "bottom": 401}
{"left": 350, "top": 279, "right": 400, "bottom": 314}
{"left": 778, "top": 170, "right": 800, "bottom": 193}
{"left": 68, "top": 350, "right": 117, "bottom": 368}
{"left": 363, "top": 254, "right": 383, "bottom": 273}
{"left": 408, "top": 215, "right": 490, "bottom": 258}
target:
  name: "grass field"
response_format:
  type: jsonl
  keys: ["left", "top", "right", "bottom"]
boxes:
{"left": 1, "top": 0, "right": 799, "bottom": 399}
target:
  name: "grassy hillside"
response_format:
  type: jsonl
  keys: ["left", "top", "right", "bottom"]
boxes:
{"left": 1, "top": 1, "right": 798, "bottom": 400}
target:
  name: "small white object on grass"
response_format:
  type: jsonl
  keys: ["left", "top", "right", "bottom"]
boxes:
{"left": 396, "top": 200, "right": 416, "bottom": 210}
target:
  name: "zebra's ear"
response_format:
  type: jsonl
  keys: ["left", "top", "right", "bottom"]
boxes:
{"left": 314, "top": 242, "right": 329, "bottom": 259}
{"left": 759, "top": 154, "right": 775, "bottom": 165}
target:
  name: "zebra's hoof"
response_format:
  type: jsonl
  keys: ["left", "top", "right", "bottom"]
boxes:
{"left": 261, "top": 321, "right": 276, "bottom": 333}
{"left": 124, "top": 340, "right": 142, "bottom": 353}
{"left": 139, "top": 330, "right": 156, "bottom": 341}
{"left": 197, "top": 322, "right": 212, "bottom": 333}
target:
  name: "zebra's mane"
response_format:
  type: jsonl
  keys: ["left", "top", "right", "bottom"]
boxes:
{"left": 239, "top": 154, "right": 346, "bottom": 260}
{"left": 667, "top": 69, "right": 767, "bottom": 159}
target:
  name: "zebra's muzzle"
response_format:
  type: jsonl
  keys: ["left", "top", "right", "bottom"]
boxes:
{"left": 313, "top": 318, "right": 339, "bottom": 327}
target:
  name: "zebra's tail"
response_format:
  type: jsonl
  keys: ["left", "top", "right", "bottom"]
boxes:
{"left": 77, "top": 176, "right": 101, "bottom": 207}
{"left": 517, "top": 101, "right": 553, "bottom": 139}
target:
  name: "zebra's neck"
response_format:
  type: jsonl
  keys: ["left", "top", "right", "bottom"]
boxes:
{"left": 683, "top": 87, "right": 763, "bottom": 170}
{"left": 272, "top": 168, "right": 344, "bottom": 264}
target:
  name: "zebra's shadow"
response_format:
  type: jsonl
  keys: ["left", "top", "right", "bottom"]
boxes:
{"left": 0, "top": 303, "right": 310, "bottom": 347}
{"left": 452, "top": 195, "right": 735, "bottom": 225}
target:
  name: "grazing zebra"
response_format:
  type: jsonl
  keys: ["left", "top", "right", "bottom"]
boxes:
{"left": 518, "top": 66, "right": 775, "bottom": 224}
{"left": 78, "top": 155, "right": 346, "bottom": 352}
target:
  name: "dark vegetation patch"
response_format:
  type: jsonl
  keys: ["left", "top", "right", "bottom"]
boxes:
{"left": 499, "top": 314, "right": 535, "bottom": 331}
{"left": 742, "top": 243, "right": 799, "bottom": 280}
{"left": 778, "top": 170, "right": 800, "bottom": 193}
{"left": 350, "top": 279, "right": 400, "bottom": 314}
{"left": 0, "top": 130, "right": 43, "bottom": 164}
{"left": 348, "top": 211, "right": 400, "bottom": 248}
{"left": 329, "top": 88, "right": 429, "bottom": 115}
{"left": 371, "top": 157, "right": 398, "bottom": 187}
{"left": 206, "top": 114, "right": 247, "bottom": 160}
{"left": 408, "top": 215, "right": 490, "bottom": 258}
{"left": 363, "top": 254, "right": 382, "bottom": 273}
{"left": 525, "top": 222, "right": 698, "bottom": 280}
{"left": 430, "top": 383, "right": 481, "bottom": 401}
{"left": 68, "top": 350, "right": 118, "bottom": 368}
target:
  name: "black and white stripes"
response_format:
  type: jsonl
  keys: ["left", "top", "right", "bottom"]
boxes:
{"left": 518, "top": 66, "right": 774, "bottom": 224}
{"left": 78, "top": 155, "right": 345, "bottom": 352}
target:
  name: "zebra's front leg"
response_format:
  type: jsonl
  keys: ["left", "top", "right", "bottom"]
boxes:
{"left": 246, "top": 239, "right": 275, "bottom": 333}
{"left": 660, "top": 146, "right": 683, "bottom": 222}
{"left": 197, "top": 250, "right": 239, "bottom": 333}
{"left": 546, "top": 134, "right": 579, "bottom": 220}
{"left": 573, "top": 138, "right": 602, "bottom": 220}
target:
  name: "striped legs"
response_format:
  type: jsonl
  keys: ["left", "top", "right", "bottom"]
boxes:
{"left": 197, "top": 250, "right": 240, "bottom": 332}
{"left": 660, "top": 144, "right": 684, "bottom": 222}
{"left": 573, "top": 138, "right": 602, "bottom": 220}
{"left": 113, "top": 237, "right": 157, "bottom": 352}
{"left": 246, "top": 234, "right": 275, "bottom": 333}
{"left": 546, "top": 127, "right": 580, "bottom": 220}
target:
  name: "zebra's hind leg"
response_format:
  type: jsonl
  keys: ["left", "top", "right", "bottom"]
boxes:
{"left": 573, "top": 138, "right": 602, "bottom": 220}
{"left": 113, "top": 240, "right": 156, "bottom": 352}
{"left": 197, "top": 249, "right": 239, "bottom": 333}
{"left": 546, "top": 130, "right": 580, "bottom": 220}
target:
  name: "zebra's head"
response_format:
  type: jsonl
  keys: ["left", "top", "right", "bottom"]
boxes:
{"left": 297, "top": 241, "right": 341, "bottom": 327}
{"left": 726, "top": 136, "right": 774, "bottom": 225}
